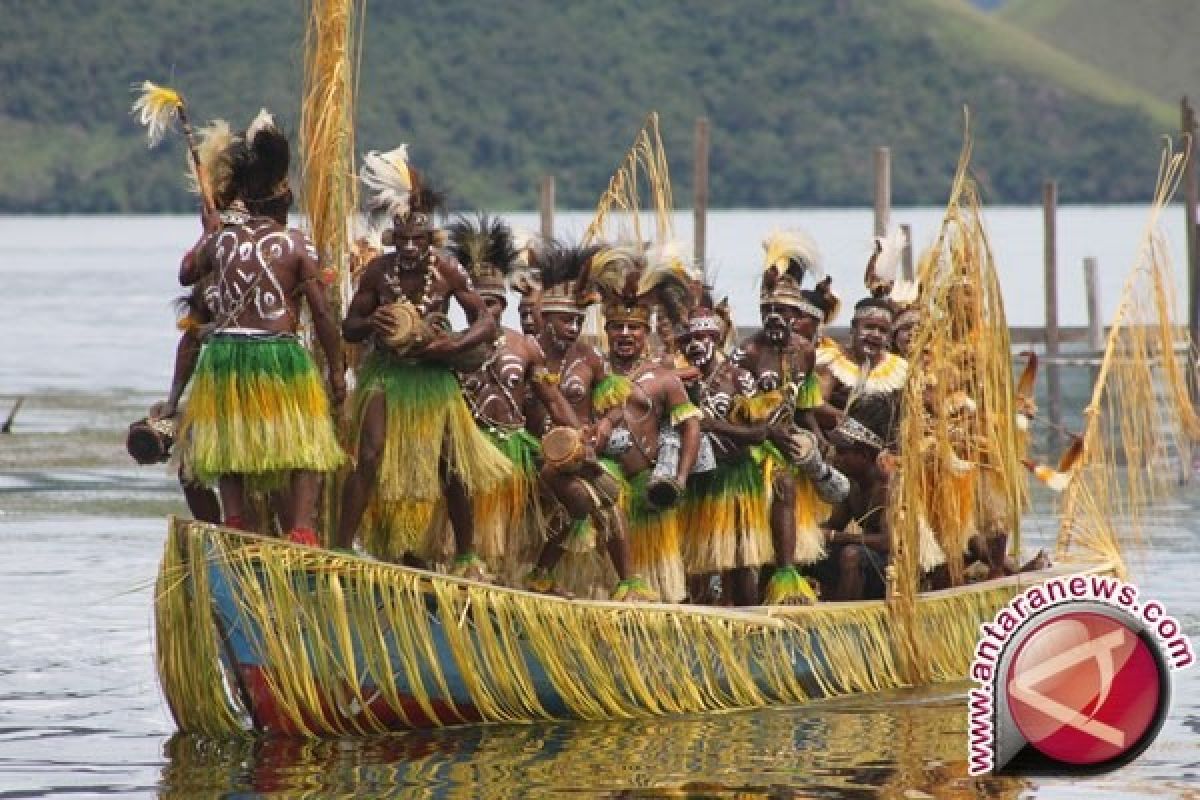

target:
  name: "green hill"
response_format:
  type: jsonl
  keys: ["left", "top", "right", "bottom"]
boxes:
{"left": 1001, "top": 0, "right": 1200, "bottom": 109}
{"left": 0, "top": 0, "right": 1179, "bottom": 212}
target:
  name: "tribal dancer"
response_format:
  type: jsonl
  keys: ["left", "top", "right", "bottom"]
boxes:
{"left": 587, "top": 243, "right": 702, "bottom": 603}
{"left": 678, "top": 303, "right": 773, "bottom": 605}
{"left": 523, "top": 242, "right": 647, "bottom": 600}
{"left": 732, "top": 232, "right": 847, "bottom": 602}
{"left": 817, "top": 297, "right": 908, "bottom": 409}
{"left": 335, "top": 147, "right": 510, "bottom": 578}
{"left": 448, "top": 214, "right": 579, "bottom": 577}
{"left": 176, "top": 110, "right": 346, "bottom": 543}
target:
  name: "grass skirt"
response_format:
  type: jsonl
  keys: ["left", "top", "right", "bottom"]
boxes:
{"left": 479, "top": 428, "right": 543, "bottom": 574}
{"left": 178, "top": 334, "right": 344, "bottom": 488}
{"left": 353, "top": 354, "right": 511, "bottom": 561}
{"left": 757, "top": 443, "right": 830, "bottom": 565}
{"left": 602, "top": 458, "right": 686, "bottom": 603}
{"left": 680, "top": 455, "right": 772, "bottom": 572}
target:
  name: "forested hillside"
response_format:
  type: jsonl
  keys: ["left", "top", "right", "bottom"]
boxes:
{"left": 1001, "top": 0, "right": 1200, "bottom": 109}
{"left": 0, "top": 0, "right": 1177, "bottom": 212}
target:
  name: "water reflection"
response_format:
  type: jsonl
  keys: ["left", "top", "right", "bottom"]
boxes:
{"left": 159, "top": 687, "right": 1030, "bottom": 798}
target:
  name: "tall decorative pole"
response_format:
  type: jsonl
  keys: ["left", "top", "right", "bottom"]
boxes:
{"left": 300, "top": 0, "right": 363, "bottom": 541}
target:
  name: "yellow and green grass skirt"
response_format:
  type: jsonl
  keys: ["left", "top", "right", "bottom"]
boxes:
{"left": 476, "top": 427, "right": 543, "bottom": 574}
{"left": 353, "top": 355, "right": 511, "bottom": 561}
{"left": 680, "top": 455, "right": 772, "bottom": 573}
{"left": 756, "top": 442, "right": 831, "bottom": 566}
{"left": 178, "top": 334, "right": 344, "bottom": 488}
{"left": 601, "top": 458, "right": 686, "bottom": 603}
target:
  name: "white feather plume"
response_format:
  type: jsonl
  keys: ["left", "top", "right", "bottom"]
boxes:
{"left": 762, "top": 229, "right": 823, "bottom": 281}
{"left": 130, "top": 81, "right": 183, "bottom": 147}
{"left": 872, "top": 227, "right": 907, "bottom": 286}
{"left": 245, "top": 108, "right": 276, "bottom": 143}
{"left": 359, "top": 145, "right": 414, "bottom": 217}
{"left": 511, "top": 227, "right": 541, "bottom": 267}
{"left": 890, "top": 277, "right": 920, "bottom": 307}
{"left": 918, "top": 516, "right": 947, "bottom": 571}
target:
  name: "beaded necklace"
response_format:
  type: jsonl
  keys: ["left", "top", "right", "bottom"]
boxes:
{"left": 387, "top": 250, "right": 438, "bottom": 313}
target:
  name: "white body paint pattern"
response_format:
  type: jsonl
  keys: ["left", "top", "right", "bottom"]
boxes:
{"left": 206, "top": 222, "right": 305, "bottom": 323}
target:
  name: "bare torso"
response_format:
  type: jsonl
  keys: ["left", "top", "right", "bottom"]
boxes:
{"left": 602, "top": 360, "right": 681, "bottom": 476}
{"left": 461, "top": 327, "right": 540, "bottom": 428}
{"left": 526, "top": 339, "right": 606, "bottom": 434}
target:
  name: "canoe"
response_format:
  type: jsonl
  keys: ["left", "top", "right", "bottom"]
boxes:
{"left": 154, "top": 516, "right": 1117, "bottom": 737}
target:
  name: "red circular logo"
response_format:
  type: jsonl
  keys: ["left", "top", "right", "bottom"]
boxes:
{"left": 1005, "top": 611, "right": 1162, "bottom": 766}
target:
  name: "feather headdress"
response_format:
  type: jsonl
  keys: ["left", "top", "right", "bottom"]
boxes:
{"left": 360, "top": 145, "right": 414, "bottom": 218}
{"left": 448, "top": 213, "right": 518, "bottom": 297}
{"left": 1022, "top": 434, "right": 1084, "bottom": 492}
{"left": 230, "top": 108, "right": 290, "bottom": 203}
{"left": 186, "top": 119, "right": 236, "bottom": 209}
{"left": 131, "top": 81, "right": 183, "bottom": 147}
{"left": 360, "top": 145, "right": 445, "bottom": 238}
{"left": 762, "top": 229, "right": 822, "bottom": 292}
{"left": 448, "top": 214, "right": 518, "bottom": 274}
{"left": 537, "top": 239, "right": 602, "bottom": 313}
{"left": 639, "top": 239, "right": 694, "bottom": 326}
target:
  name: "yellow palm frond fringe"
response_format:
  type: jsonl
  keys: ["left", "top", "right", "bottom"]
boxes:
{"left": 1057, "top": 139, "right": 1200, "bottom": 570}
{"left": 156, "top": 519, "right": 1118, "bottom": 737}
{"left": 890, "top": 112, "right": 1025, "bottom": 685}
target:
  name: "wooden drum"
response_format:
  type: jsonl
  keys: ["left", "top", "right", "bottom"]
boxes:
{"left": 542, "top": 426, "right": 585, "bottom": 472}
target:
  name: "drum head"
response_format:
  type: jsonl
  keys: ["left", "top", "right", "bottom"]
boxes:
{"left": 384, "top": 303, "right": 420, "bottom": 350}
{"left": 788, "top": 428, "right": 817, "bottom": 460}
{"left": 543, "top": 426, "right": 583, "bottom": 467}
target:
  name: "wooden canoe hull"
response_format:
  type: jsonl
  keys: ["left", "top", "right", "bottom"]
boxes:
{"left": 156, "top": 518, "right": 1116, "bottom": 736}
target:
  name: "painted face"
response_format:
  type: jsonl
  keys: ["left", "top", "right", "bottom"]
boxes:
{"left": 791, "top": 311, "right": 821, "bottom": 342}
{"left": 482, "top": 294, "right": 507, "bottom": 324}
{"left": 605, "top": 320, "right": 647, "bottom": 361}
{"left": 394, "top": 231, "right": 431, "bottom": 269}
{"left": 519, "top": 300, "right": 542, "bottom": 335}
{"left": 892, "top": 314, "right": 918, "bottom": 356}
{"left": 761, "top": 303, "right": 799, "bottom": 346}
{"left": 544, "top": 311, "right": 582, "bottom": 347}
{"left": 682, "top": 330, "right": 719, "bottom": 369}
{"left": 852, "top": 313, "right": 892, "bottom": 361}
{"left": 655, "top": 313, "right": 675, "bottom": 351}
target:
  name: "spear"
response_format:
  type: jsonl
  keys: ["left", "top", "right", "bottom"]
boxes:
{"left": 131, "top": 81, "right": 216, "bottom": 217}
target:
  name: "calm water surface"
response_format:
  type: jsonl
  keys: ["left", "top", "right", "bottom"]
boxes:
{"left": 0, "top": 214, "right": 1196, "bottom": 797}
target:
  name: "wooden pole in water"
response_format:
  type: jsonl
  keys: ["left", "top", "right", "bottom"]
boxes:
{"left": 1043, "top": 180, "right": 1062, "bottom": 447}
{"left": 1182, "top": 98, "right": 1199, "bottom": 401}
{"left": 1083, "top": 257, "right": 1103, "bottom": 353}
{"left": 539, "top": 175, "right": 555, "bottom": 240}
{"left": 873, "top": 146, "right": 891, "bottom": 237}
{"left": 900, "top": 223, "right": 914, "bottom": 281}
{"left": 693, "top": 116, "right": 710, "bottom": 268}
{"left": 1083, "top": 257, "right": 1102, "bottom": 395}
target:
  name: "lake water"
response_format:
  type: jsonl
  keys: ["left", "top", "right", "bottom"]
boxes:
{"left": 0, "top": 212, "right": 1196, "bottom": 797}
